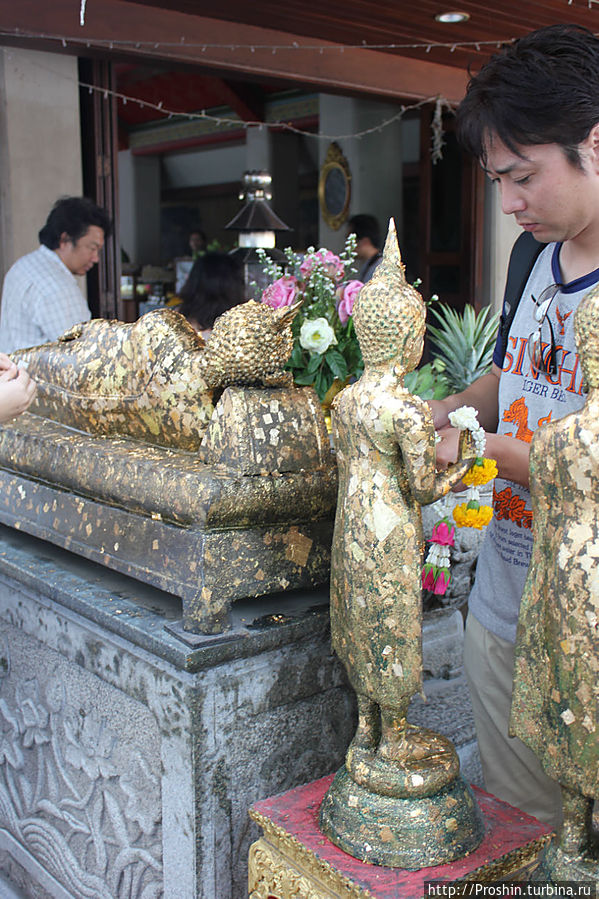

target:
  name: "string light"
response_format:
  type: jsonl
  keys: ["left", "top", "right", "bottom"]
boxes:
{"left": 7, "top": 11, "right": 599, "bottom": 58}
{"left": 0, "top": 27, "right": 537, "bottom": 56}
{"left": 79, "top": 79, "right": 449, "bottom": 142}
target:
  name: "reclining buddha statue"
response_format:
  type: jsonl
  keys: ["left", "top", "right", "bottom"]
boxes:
{"left": 0, "top": 300, "right": 336, "bottom": 635}
{"left": 12, "top": 300, "right": 300, "bottom": 450}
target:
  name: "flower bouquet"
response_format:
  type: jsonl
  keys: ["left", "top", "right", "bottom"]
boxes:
{"left": 255, "top": 235, "right": 364, "bottom": 402}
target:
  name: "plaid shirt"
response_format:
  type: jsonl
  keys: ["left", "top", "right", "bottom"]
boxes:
{"left": 0, "top": 244, "right": 91, "bottom": 352}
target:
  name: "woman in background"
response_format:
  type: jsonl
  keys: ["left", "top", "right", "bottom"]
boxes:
{"left": 177, "top": 252, "right": 245, "bottom": 339}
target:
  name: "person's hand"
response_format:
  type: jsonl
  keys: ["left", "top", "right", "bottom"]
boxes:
{"left": 436, "top": 427, "right": 472, "bottom": 493}
{"left": 428, "top": 398, "right": 451, "bottom": 430}
{"left": 435, "top": 426, "right": 460, "bottom": 470}
{"left": 0, "top": 353, "right": 18, "bottom": 381}
{"left": 0, "top": 367, "right": 36, "bottom": 422}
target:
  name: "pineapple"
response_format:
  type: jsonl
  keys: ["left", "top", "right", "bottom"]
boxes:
{"left": 427, "top": 303, "right": 499, "bottom": 393}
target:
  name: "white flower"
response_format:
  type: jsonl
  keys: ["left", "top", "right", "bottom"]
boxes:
{"left": 448, "top": 405, "right": 479, "bottom": 430}
{"left": 425, "top": 543, "right": 450, "bottom": 566}
{"left": 448, "top": 405, "right": 486, "bottom": 455}
{"left": 299, "top": 317, "right": 337, "bottom": 354}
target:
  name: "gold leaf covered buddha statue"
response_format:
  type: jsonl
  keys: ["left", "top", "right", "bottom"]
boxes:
{"left": 13, "top": 300, "right": 300, "bottom": 450}
{"left": 511, "top": 285, "right": 599, "bottom": 881}
{"left": 319, "top": 220, "right": 484, "bottom": 868}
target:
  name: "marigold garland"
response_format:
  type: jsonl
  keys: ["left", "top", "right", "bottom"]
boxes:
{"left": 461, "top": 457, "right": 498, "bottom": 487}
{"left": 453, "top": 502, "right": 494, "bottom": 529}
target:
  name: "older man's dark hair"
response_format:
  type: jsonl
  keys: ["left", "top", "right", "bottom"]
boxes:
{"left": 38, "top": 197, "right": 112, "bottom": 250}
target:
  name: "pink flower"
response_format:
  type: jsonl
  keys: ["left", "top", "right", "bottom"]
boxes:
{"left": 421, "top": 564, "right": 436, "bottom": 591}
{"left": 300, "top": 249, "right": 344, "bottom": 281}
{"left": 431, "top": 519, "right": 456, "bottom": 547}
{"left": 337, "top": 280, "right": 363, "bottom": 324}
{"left": 261, "top": 276, "right": 298, "bottom": 309}
{"left": 433, "top": 568, "right": 451, "bottom": 596}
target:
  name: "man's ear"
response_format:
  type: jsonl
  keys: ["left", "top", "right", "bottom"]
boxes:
{"left": 58, "top": 231, "right": 72, "bottom": 248}
{"left": 586, "top": 122, "right": 599, "bottom": 172}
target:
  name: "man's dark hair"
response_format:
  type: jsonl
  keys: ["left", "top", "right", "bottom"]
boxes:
{"left": 38, "top": 196, "right": 112, "bottom": 249}
{"left": 348, "top": 214, "right": 380, "bottom": 248}
{"left": 178, "top": 252, "right": 246, "bottom": 330}
{"left": 457, "top": 24, "right": 599, "bottom": 167}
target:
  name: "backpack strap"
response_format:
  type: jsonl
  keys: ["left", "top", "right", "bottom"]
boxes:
{"left": 496, "top": 231, "right": 545, "bottom": 365}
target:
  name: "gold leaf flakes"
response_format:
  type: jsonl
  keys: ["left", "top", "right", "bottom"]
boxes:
{"left": 576, "top": 683, "right": 592, "bottom": 705}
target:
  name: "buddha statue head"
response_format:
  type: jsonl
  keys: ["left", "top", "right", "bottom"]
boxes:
{"left": 352, "top": 219, "right": 426, "bottom": 376}
{"left": 200, "top": 298, "right": 302, "bottom": 388}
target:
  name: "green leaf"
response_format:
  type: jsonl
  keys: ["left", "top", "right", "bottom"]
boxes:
{"left": 314, "top": 369, "right": 333, "bottom": 401}
{"left": 306, "top": 352, "right": 324, "bottom": 374}
{"left": 293, "top": 371, "right": 317, "bottom": 386}
{"left": 325, "top": 348, "right": 348, "bottom": 381}
{"left": 287, "top": 343, "right": 305, "bottom": 367}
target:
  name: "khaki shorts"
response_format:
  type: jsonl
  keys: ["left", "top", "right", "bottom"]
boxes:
{"left": 464, "top": 611, "right": 562, "bottom": 829}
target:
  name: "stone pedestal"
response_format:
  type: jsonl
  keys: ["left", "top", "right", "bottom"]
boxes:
{"left": 249, "top": 775, "right": 552, "bottom": 898}
{"left": 0, "top": 525, "right": 353, "bottom": 899}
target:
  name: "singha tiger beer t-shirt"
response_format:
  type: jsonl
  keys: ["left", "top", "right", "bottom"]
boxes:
{"left": 468, "top": 242, "right": 599, "bottom": 644}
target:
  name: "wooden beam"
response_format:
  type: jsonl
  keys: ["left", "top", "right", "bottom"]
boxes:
{"left": 0, "top": 0, "right": 469, "bottom": 104}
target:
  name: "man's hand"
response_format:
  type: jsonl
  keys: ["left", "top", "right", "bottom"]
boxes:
{"left": 428, "top": 399, "right": 451, "bottom": 431}
{"left": 435, "top": 426, "right": 460, "bottom": 470}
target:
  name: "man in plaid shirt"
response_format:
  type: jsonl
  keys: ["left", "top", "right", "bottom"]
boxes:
{"left": 0, "top": 196, "right": 112, "bottom": 352}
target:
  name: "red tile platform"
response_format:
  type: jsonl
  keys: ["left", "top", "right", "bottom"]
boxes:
{"left": 249, "top": 773, "right": 552, "bottom": 898}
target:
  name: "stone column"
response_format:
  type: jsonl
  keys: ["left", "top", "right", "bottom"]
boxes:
{"left": 0, "top": 48, "right": 83, "bottom": 279}
{"left": 483, "top": 177, "right": 521, "bottom": 313}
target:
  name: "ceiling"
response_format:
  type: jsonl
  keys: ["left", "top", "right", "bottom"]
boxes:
{"left": 120, "top": 0, "right": 599, "bottom": 73}
{"left": 112, "top": 0, "right": 599, "bottom": 135}
{"left": 2, "top": 0, "right": 598, "bottom": 138}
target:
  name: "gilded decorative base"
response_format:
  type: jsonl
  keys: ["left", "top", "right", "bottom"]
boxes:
{"left": 250, "top": 773, "right": 551, "bottom": 898}
{"left": 319, "top": 766, "right": 484, "bottom": 869}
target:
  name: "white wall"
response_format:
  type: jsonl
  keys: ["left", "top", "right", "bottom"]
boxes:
{"left": 318, "top": 95, "right": 403, "bottom": 253}
{"left": 118, "top": 150, "right": 161, "bottom": 264}
{"left": 162, "top": 143, "right": 246, "bottom": 189}
{"left": 0, "top": 48, "right": 83, "bottom": 279}
{"left": 483, "top": 178, "right": 521, "bottom": 312}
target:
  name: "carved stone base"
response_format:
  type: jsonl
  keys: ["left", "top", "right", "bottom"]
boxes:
{"left": 319, "top": 766, "right": 484, "bottom": 869}
{"left": 249, "top": 774, "right": 552, "bottom": 899}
